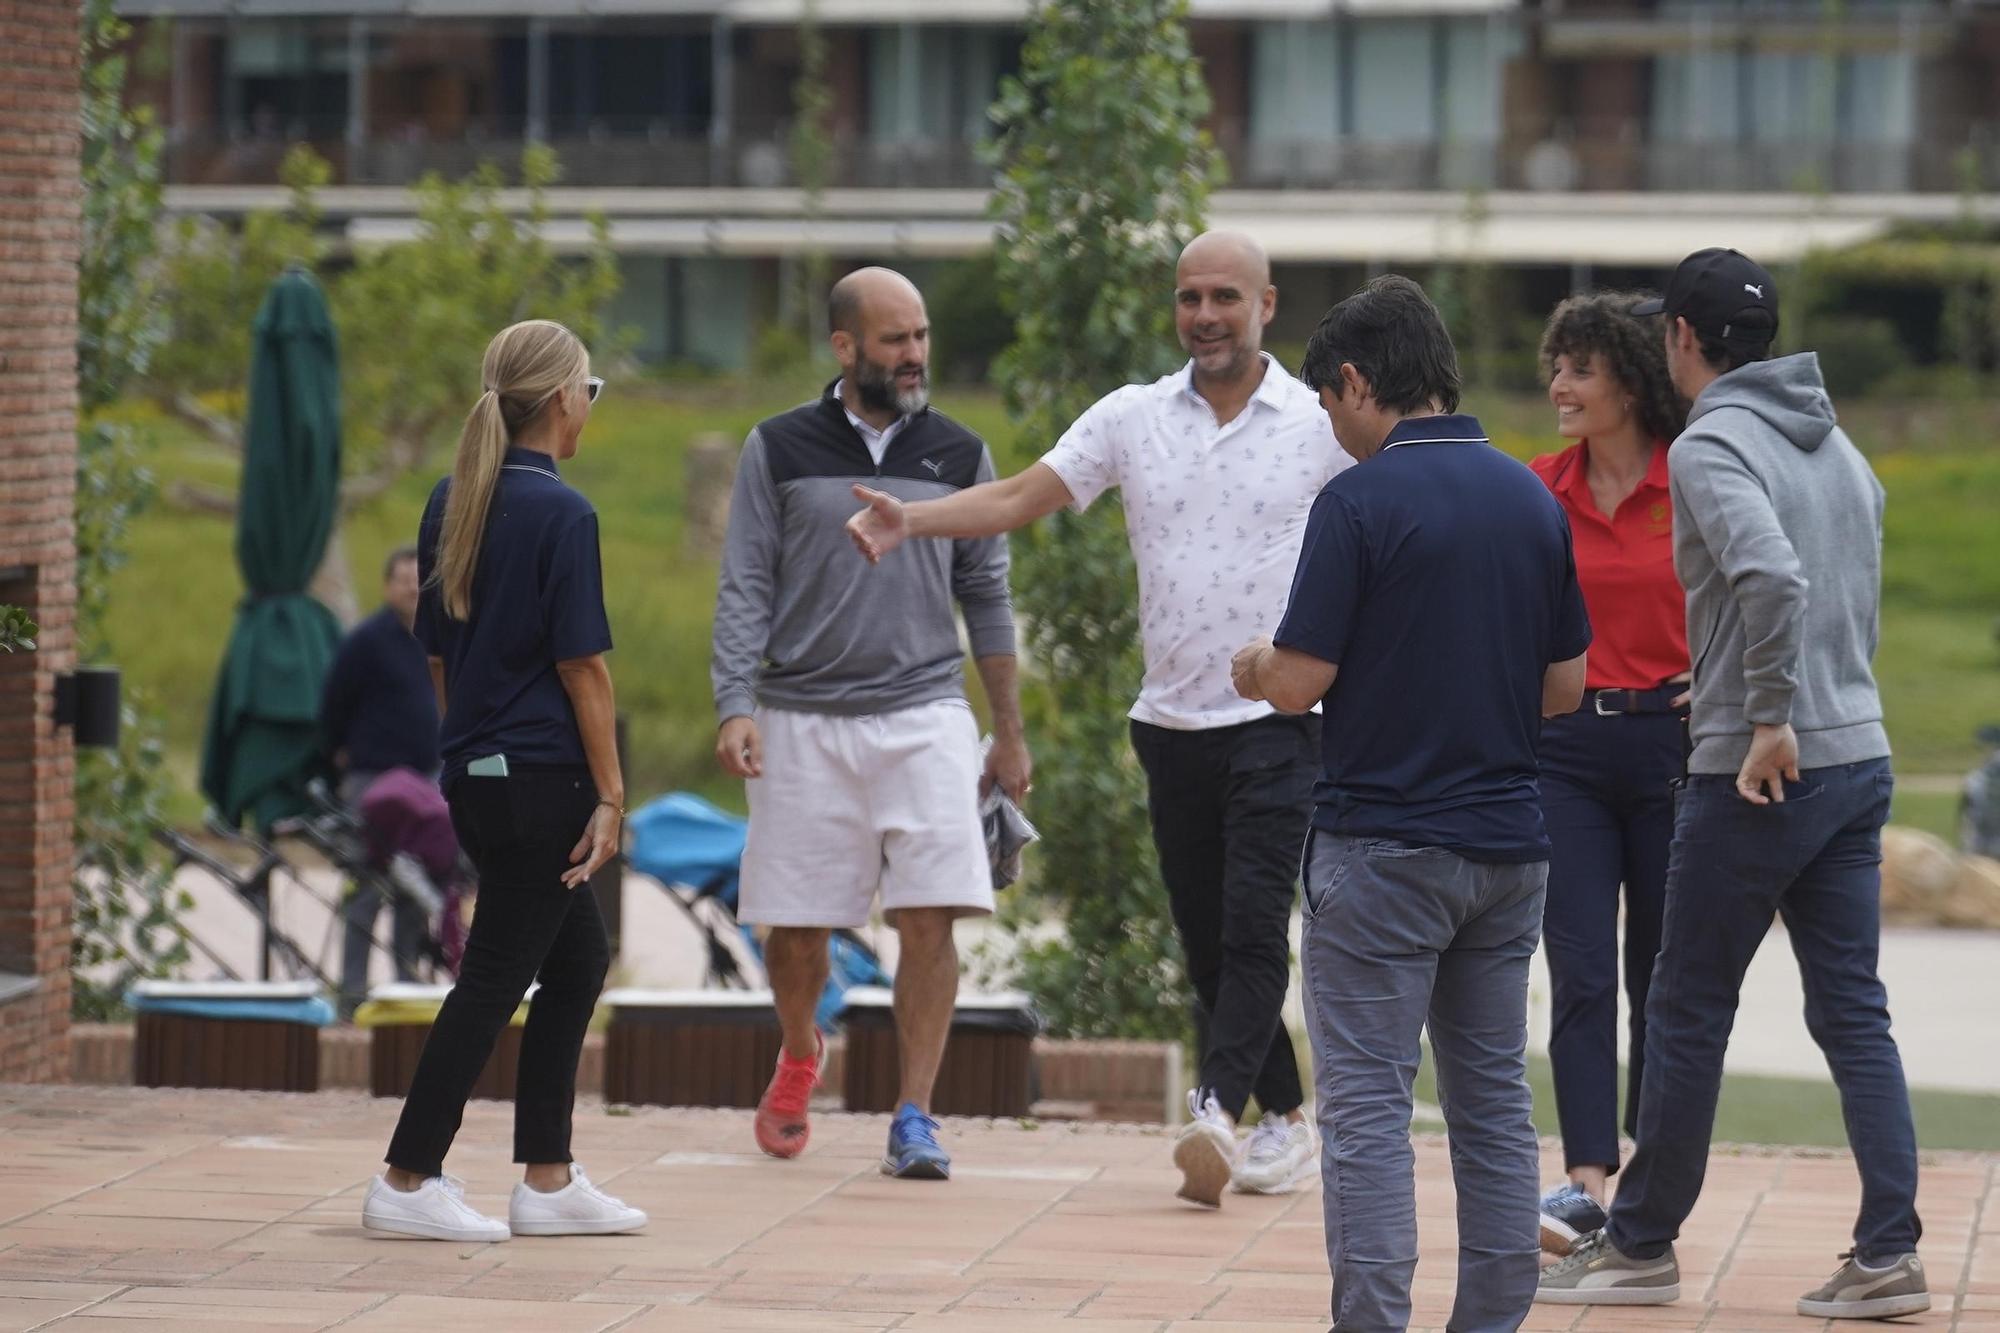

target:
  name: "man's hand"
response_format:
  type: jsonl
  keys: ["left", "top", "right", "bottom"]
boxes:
{"left": 716, "top": 715, "right": 763, "bottom": 779}
{"left": 562, "top": 802, "right": 622, "bottom": 890}
{"left": 1735, "top": 722, "right": 1800, "bottom": 805}
{"left": 847, "top": 485, "right": 909, "bottom": 564}
{"left": 982, "top": 732, "right": 1032, "bottom": 804}
{"left": 1231, "top": 637, "right": 1272, "bottom": 702}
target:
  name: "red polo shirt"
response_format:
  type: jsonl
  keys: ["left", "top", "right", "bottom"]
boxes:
{"left": 1529, "top": 441, "right": 1689, "bottom": 691}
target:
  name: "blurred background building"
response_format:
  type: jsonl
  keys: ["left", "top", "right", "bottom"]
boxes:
{"left": 115, "top": 0, "right": 2000, "bottom": 369}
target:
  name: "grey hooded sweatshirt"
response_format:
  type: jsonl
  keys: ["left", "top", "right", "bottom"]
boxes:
{"left": 1669, "top": 352, "right": 1890, "bottom": 775}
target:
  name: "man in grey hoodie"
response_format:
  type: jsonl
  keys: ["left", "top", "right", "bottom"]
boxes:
{"left": 1537, "top": 249, "right": 1929, "bottom": 1321}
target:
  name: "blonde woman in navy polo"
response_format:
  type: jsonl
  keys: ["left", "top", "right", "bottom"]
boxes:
{"left": 1526, "top": 293, "right": 1689, "bottom": 1255}
{"left": 360, "top": 320, "right": 646, "bottom": 1243}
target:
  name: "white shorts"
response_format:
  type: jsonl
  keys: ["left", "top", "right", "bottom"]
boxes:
{"left": 739, "top": 700, "right": 994, "bottom": 929}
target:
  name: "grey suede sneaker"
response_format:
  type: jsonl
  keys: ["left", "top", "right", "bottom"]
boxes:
{"left": 1797, "top": 1251, "right": 1930, "bottom": 1320}
{"left": 1533, "top": 1230, "right": 1680, "bottom": 1305}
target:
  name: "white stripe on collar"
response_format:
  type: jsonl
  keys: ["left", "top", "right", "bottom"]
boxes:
{"left": 502, "top": 462, "right": 560, "bottom": 480}
{"left": 1381, "top": 434, "right": 1489, "bottom": 450}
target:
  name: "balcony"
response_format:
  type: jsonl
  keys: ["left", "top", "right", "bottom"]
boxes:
{"left": 160, "top": 122, "right": 2000, "bottom": 198}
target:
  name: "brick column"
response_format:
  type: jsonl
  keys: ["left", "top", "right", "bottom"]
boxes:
{"left": 0, "top": 0, "right": 82, "bottom": 1083}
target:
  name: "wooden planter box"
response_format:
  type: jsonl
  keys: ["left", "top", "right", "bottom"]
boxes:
{"left": 130, "top": 981, "right": 326, "bottom": 1093}
{"left": 841, "top": 987, "right": 1039, "bottom": 1118}
{"left": 601, "top": 988, "right": 782, "bottom": 1109}
{"left": 360, "top": 983, "right": 524, "bottom": 1101}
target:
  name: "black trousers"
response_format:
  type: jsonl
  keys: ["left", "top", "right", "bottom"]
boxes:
{"left": 1537, "top": 702, "right": 1680, "bottom": 1173}
{"left": 1131, "top": 713, "right": 1317, "bottom": 1121}
{"left": 385, "top": 767, "right": 610, "bottom": 1177}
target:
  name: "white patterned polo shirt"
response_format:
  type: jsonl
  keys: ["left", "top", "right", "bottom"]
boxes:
{"left": 1040, "top": 353, "right": 1348, "bottom": 730}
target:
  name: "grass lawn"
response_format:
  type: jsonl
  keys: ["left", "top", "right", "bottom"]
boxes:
{"left": 1405, "top": 1049, "right": 2000, "bottom": 1153}
{"left": 98, "top": 381, "right": 2000, "bottom": 826}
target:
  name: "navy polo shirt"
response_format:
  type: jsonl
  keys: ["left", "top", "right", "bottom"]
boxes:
{"left": 415, "top": 446, "right": 613, "bottom": 789}
{"left": 1274, "top": 414, "right": 1591, "bottom": 862}
{"left": 318, "top": 606, "right": 440, "bottom": 776}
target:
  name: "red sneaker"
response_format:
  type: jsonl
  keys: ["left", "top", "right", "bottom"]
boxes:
{"left": 754, "top": 1032, "right": 824, "bottom": 1159}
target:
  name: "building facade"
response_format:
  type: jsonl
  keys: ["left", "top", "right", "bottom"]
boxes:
{"left": 1, "top": 0, "right": 82, "bottom": 1083}
{"left": 120, "top": 0, "right": 2000, "bottom": 368}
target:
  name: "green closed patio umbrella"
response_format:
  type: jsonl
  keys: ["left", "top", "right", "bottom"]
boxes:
{"left": 198, "top": 266, "right": 344, "bottom": 832}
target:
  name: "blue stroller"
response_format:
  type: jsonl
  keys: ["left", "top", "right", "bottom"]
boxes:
{"left": 625, "top": 792, "right": 891, "bottom": 1032}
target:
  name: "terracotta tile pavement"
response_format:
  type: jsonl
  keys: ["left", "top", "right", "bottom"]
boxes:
{"left": 0, "top": 1085, "right": 1992, "bottom": 1331}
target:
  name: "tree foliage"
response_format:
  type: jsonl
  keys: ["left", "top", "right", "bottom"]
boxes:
{"left": 73, "top": 0, "right": 189, "bottom": 1017}
{"left": 0, "top": 608, "right": 36, "bottom": 653}
{"left": 152, "top": 144, "right": 623, "bottom": 513}
{"left": 986, "top": 0, "right": 1220, "bottom": 1038}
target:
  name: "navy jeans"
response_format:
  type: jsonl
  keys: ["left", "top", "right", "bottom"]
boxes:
{"left": 1607, "top": 758, "right": 1921, "bottom": 1266}
{"left": 1537, "top": 706, "right": 1680, "bottom": 1172}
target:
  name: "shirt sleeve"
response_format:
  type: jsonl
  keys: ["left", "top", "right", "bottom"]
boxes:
{"left": 711, "top": 428, "right": 781, "bottom": 722}
{"left": 952, "top": 444, "right": 1016, "bottom": 658}
{"left": 541, "top": 509, "right": 615, "bottom": 662}
{"left": 1550, "top": 514, "right": 1595, "bottom": 663}
{"left": 1273, "top": 487, "right": 1365, "bottom": 667}
{"left": 1037, "top": 390, "right": 1125, "bottom": 513}
{"left": 317, "top": 629, "right": 363, "bottom": 758}
{"left": 1669, "top": 429, "right": 1806, "bottom": 724}
{"left": 413, "top": 490, "right": 445, "bottom": 656}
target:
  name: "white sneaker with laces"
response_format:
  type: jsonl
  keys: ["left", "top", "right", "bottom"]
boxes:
{"left": 362, "top": 1174, "right": 510, "bottom": 1243}
{"left": 1231, "top": 1114, "right": 1317, "bottom": 1194}
{"left": 508, "top": 1163, "right": 648, "bottom": 1236}
{"left": 1172, "top": 1089, "right": 1238, "bottom": 1208}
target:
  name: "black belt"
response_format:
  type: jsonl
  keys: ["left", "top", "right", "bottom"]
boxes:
{"left": 1588, "top": 685, "right": 1685, "bottom": 717}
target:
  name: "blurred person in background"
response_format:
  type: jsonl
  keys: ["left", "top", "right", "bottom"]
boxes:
{"left": 319, "top": 545, "right": 440, "bottom": 1011}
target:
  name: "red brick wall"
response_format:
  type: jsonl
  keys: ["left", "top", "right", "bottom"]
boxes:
{"left": 0, "top": 0, "right": 82, "bottom": 1083}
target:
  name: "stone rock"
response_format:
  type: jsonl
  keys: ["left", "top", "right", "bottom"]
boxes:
{"left": 1879, "top": 825, "right": 1958, "bottom": 918}
{"left": 1940, "top": 854, "right": 2000, "bottom": 930}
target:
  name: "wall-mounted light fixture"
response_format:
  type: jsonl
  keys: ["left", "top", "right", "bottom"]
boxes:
{"left": 54, "top": 666, "right": 121, "bottom": 749}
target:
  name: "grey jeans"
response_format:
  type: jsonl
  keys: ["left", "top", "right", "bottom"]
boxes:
{"left": 1302, "top": 832, "right": 1548, "bottom": 1333}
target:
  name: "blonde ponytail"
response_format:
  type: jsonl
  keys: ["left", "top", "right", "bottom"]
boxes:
{"left": 433, "top": 320, "right": 590, "bottom": 620}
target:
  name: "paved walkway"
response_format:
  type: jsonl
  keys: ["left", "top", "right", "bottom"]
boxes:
{"left": 2, "top": 1085, "right": 1995, "bottom": 1331}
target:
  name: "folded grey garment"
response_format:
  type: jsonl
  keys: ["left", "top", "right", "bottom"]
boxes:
{"left": 980, "top": 786, "right": 1039, "bottom": 890}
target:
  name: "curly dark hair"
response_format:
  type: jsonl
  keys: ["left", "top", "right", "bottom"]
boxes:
{"left": 1538, "top": 292, "right": 1688, "bottom": 445}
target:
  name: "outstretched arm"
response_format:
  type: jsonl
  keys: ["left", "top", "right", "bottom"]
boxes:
{"left": 848, "top": 462, "right": 1075, "bottom": 563}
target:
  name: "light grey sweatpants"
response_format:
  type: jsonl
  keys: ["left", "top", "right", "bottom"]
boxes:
{"left": 1301, "top": 832, "right": 1548, "bottom": 1333}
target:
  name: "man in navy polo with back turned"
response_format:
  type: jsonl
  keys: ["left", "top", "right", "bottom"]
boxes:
{"left": 1231, "top": 274, "right": 1591, "bottom": 1332}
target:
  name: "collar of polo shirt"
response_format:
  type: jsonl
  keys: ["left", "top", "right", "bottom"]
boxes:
{"left": 1174, "top": 351, "right": 1291, "bottom": 414}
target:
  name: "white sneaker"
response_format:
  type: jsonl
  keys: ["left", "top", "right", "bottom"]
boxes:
{"left": 508, "top": 1163, "right": 648, "bottom": 1236}
{"left": 1231, "top": 1114, "right": 1317, "bottom": 1194}
{"left": 362, "top": 1174, "right": 510, "bottom": 1243}
{"left": 1172, "top": 1089, "right": 1237, "bottom": 1208}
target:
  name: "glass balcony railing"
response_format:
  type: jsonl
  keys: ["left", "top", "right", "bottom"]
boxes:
{"left": 161, "top": 124, "right": 1999, "bottom": 196}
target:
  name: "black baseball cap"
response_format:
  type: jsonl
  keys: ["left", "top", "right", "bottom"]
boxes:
{"left": 1633, "top": 247, "right": 1779, "bottom": 349}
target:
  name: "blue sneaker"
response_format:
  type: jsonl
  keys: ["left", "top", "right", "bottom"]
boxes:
{"left": 1539, "top": 1182, "right": 1609, "bottom": 1256}
{"left": 882, "top": 1102, "right": 951, "bottom": 1180}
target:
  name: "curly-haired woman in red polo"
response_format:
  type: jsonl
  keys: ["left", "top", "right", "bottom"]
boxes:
{"left": 1528, "top": 293, "right": 1690, "bottom": 1255}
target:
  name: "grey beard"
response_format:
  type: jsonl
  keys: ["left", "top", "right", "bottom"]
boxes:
{"left": 858, "top": 366, "right": 929, "bottom": 417}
